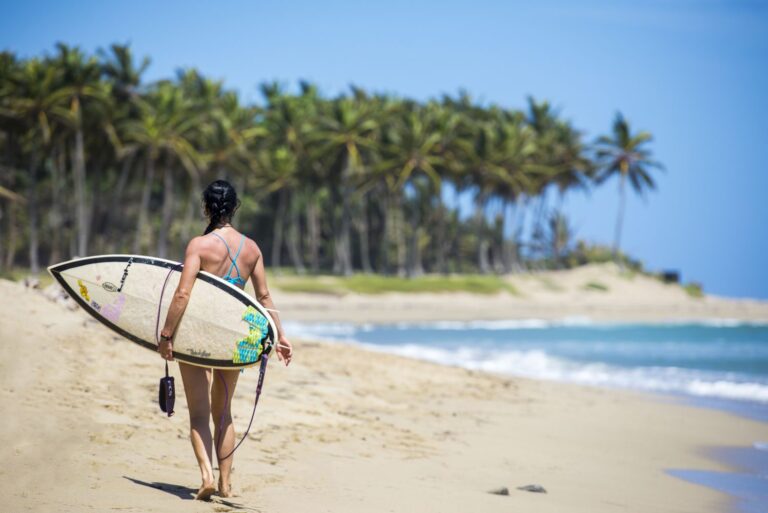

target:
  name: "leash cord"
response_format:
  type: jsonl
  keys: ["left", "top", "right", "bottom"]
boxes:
{"left": 215, "top": 349, "right": 271, "bottom": 461}
{"left": 155, "top": 266, "right": 177, "bottom": 345}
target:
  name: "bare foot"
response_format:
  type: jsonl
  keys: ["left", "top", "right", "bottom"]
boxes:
{"left": 195, "top": 481, "right": 216, "bottom": 500}
{"left": 218, "top": 477, "right": 233, "bottom": 498}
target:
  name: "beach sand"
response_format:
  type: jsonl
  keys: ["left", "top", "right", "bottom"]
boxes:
{"left": 268, "top": 263, "right": 768, "bottom": 324}
{"left": 2, "top": 276, "right": 767, "bottom": 513}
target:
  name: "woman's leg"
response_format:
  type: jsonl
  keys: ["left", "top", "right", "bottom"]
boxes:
{"left": 211, "top": 369, "right": 240, "bottom": 497}
{"left": 178, "top": 362, "right": 216, "bottom": 499}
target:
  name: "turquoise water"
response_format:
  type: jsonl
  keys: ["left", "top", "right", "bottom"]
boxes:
{"left": 289, "top": 319, "right": 768, "bottom": 409}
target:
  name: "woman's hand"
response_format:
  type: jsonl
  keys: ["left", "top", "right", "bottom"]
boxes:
{"left": 276, "top": 336, "right": 293, "bottom": 366}
{"left": 158, "top": 332, "right": 174, "bottom": 361}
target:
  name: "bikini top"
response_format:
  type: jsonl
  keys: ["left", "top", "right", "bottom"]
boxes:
{"left": 210, "top": 231, "right": 247, "bottom": 287}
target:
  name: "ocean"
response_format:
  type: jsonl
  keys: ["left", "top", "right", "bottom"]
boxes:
{"left": 287, "top": 318, "right": 768, "bottom": 512}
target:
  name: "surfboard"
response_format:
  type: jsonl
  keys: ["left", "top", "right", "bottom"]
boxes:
{"left": 48, "top": 255, "right": 277, "bottom": 369}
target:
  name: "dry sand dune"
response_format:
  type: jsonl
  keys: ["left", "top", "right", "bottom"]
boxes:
{"left": 1, "top": 276, "right": 767, "bottom": 513}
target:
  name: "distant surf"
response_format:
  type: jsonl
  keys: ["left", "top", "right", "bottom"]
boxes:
{"left": 287, "top": 319, "right": 768, "bottom": 408}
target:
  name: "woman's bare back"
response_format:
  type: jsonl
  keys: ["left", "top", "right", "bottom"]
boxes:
{"left": 196, "top": 227, "right": 257, "bottom": 288}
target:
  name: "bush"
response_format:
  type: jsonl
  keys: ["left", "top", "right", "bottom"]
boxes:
{"left": 683, "top": 282, "right": 704, "bottom": 298}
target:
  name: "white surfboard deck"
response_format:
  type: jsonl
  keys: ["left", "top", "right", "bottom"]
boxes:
{"left": 49, "top": 255, "right": 277, "bottom": 369}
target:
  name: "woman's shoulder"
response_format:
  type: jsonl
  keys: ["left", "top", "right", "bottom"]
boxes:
{"left": 241, "top": 234, "right": 263, "bottom": 256}
{"left": 185, "top": 234, "right": 217, "bottom": 254}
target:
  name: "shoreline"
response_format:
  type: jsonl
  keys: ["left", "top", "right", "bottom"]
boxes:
{"left": 3, "top": 279, "right": 768, "bottom": 513}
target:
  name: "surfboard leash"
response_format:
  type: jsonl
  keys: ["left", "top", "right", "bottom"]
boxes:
{"left": 156, "top": 267, "right": 178, "bottom": 417}
{"left": 215, "top": 344, "right": 271, "bottom": 462}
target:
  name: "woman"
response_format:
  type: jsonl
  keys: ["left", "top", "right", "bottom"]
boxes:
{"left": 157, "top": 179, "right": 293, "bottom": 500}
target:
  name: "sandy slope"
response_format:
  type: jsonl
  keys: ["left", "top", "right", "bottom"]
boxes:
{"left": 1, "top": 278, "right": 767, "bottom": 513}
{"left": 267, "top": 263, "right": 768, "bottom": 324}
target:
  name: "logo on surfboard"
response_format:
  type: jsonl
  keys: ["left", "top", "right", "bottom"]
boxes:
{"left": 102, "top": 282, "right": 118, "bottom": 292}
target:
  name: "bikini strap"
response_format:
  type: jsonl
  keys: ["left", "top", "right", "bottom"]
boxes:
{"left": 210, "top": 232, "right": 234, "bottom": 260}
{"left": 210, "top": 231, "right": 237, "bottom": 279}
{"left": 227, "top": 234, "right": 246, "bottom": 280}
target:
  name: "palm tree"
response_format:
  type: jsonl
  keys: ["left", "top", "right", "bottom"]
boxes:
{"left": 99, "top": 43, "right": 149, "bottom": 103}
{"left": 53, "top": 43, "right": 108, "bottom": 257}
{"left": 250, "top": 144, "right": 299, "bottom": 271}
{"left": 377, "top": 101, "right": 449, "bottom": 276}
{"left": 548, "top": 210, "right": 574, "bottom": 267}
{"left": 314, "top": 93, "right": 378, "bottom": 275}
{"left": 257, "top": 82, "right": 319, "bottom": 273}
{"left": 483, "top": 111, "right": 536, "bottom": 273}
{"left": 1, "top": 58, "right": 70, "bottom": 273}
{"left": 122, "top": 82, "right": 199, "bottom": 256}
{"left": 1, "top": 44, "right": 669, "bottom": 276}
{"left": 99, "top": 45, "right": 149, "bottom": 251}
{"left": 595, "top": 112, "right": 663, "bottom": 260}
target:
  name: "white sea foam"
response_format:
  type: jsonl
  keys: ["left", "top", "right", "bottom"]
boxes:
{"left": 284, "top": 320, "right": 373, "bottom": 340}
{"left": 391, "top": 317, "right": 594, "bottom": 330}
{"left": 287, "top": 320, "right": 768, "bottom": 404}
{"left": 357, "top": 343, "right": 768, "bottom": 404}
{"left": 290, "top": 318, "right": 768, "bottom": 334}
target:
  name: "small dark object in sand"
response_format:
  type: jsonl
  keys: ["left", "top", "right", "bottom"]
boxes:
{"left": 488, "top": 487, "right": 509, "bottom": 496}
{"left": 517, "top": 484, "right": 547, "bottom": 493}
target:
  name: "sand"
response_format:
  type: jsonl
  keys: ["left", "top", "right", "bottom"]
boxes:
{"left": 1, "top": 275, "right": 767, "bottom": 513}
{"left": 267, "top": 263, "right": 768, "bottom": 324}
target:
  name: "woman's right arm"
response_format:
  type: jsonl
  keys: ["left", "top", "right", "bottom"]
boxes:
{"left": 250, "top": 242, "right": 292, "bottom": 365}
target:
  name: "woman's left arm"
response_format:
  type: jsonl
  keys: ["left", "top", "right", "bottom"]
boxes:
{"left": 158, "top": 238, "right": 203, "bottom": 360}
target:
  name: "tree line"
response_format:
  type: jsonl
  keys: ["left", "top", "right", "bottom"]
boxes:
{"left": 0, "top": 43, "right": 662, "bottom": 277}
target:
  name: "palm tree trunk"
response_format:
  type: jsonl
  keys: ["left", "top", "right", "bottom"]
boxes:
{"left": 0, "top": 203, "right": 4, "bottom": 272}
{"left": 334, "top": 160, "right": 353, "bottom": 276}
{"left": 49, "top": 145, "right": 64, "bottom": 264}
{"left": 530, "top": 194, "right": 548, "bottom": 267}
{"left": 612, "top": 173, "right": 627, "bottom": 261}
{"left": 515, "top": 196, "right": 528, "bottom": 272}
{"left": 73, "top": 123, "right": 88, "bottom": 256}
{"left": 393, "top": 192, "right": 406, "bottom": 277}
{"left": 106, "top": 154, "right": 135, "bottom": 252}
{"left": 181, "top": 173, "right": 200, "bottom": 243}
{"left": 475, "top": 193, "right": 490, "bottom": 274}
{"left": 27, "top": 156, "right": 40, "bottom": 274}
{"left": 435, "top": 203, "right": 448, "bottom": 275}
{"left": 134, "top": 156, "right": 155, "bottom": 254}
{"left": 271, "top": 188, "right": 287, "bottom": 271}
{"left": 306, "top": 193, "right": 320, "bottom": 273}
{"left": 4, "top": 203, "right": 17, "bottom": 269}
{"left": 157, "top": 165, "right": 175, "bottom": 258}
{"left": 407, "top": 198, "right": 424, "bottom": 278}
{"left": 501, "top": 198, "right": 513, "bottom": 273}
{"left": 354, "top": 193, "right": 372, "bottom": 273}
{"left": 286, "top": 193, "right": 306, "bottom": 274}
{"left": 376, "top": 190, "right": 389, "bottom": 273}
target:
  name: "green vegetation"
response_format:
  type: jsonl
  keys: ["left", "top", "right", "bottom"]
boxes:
{"left": 0, "top": 268, "right": 54, "bottom": 288}
{"left": 583, "top": 281, "right": 609, "bottom": 292}
{"left": 0, "top": 43, "right": 662, "bottom": 279}
{"left": 565, "top": 241, "right": 644, "bottom": 272}
{"left": 595, "top": 114, "right": 663, "bottom": 259}
{"left": 683, "top": 282, "right": 704, "bottom": 298}
{"left": 534, "top": 276, "right": 562, "bottom": 292}
{"left": 272, "top": 273, "right": 519, "bottom": 295}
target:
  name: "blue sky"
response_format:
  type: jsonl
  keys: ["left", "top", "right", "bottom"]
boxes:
{"left": 3, "top": 0, "right": 767, "bottom": 298}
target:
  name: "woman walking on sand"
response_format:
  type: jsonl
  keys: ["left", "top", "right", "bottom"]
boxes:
{"left": 156, "top": 179, "right": 293, "bottom": 500}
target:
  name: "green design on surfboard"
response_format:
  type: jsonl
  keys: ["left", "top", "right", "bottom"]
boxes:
{"left": 232, "top": 306, "right": 269, "bottom": 364}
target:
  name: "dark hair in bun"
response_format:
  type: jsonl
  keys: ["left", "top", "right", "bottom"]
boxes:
{"left": 202, "top": 180, "right": 240, "bottom": 235}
